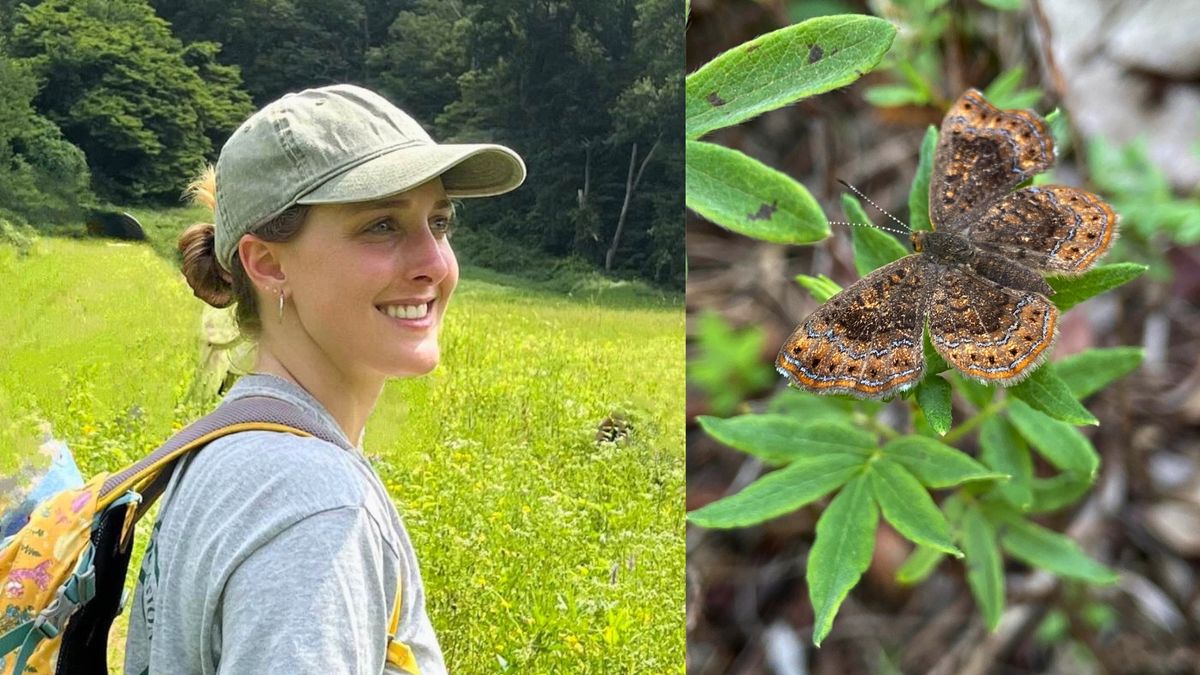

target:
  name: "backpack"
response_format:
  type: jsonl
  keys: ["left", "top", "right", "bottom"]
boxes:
{"left": 0, "top": 395, "right": 417, "bottom": 675}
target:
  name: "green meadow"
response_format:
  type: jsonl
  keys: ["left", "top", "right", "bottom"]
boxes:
{"left": 0, "top": 220, "right": 684, "bottom": 673}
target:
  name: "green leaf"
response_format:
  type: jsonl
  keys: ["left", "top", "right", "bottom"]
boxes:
{"left": 795, "top": 274, "right": 842, "bottom": 302}
{"left": 868, "top": 459, "right": 961, "bottom": 556}
{"left": 962, "top": 505, "right": 1005, "bottom": 631}
{"left": 766, "top": 388, "right": 855, "bottom": 421}
{"left": 1053, "top": 347, "right": 1144, "bottom": 399}
{"left": 863, "top": 84, "right": 926, "bottom": 107}
{"left": 1029, "top": 473, "right": 1094, "bottom": 513}
{"left": 979, "top": 0, "right": 1023, "bottom": 10}
{"left": 1009, "top": 365, "right": 1099, "bottom": 426}
{"left": 686, "top": 140, "right": 829, "bottom": 244}
{"left": 686, "top": 15, "right": 897, "bottom": 138}
{"left": 979, "top": 416, "right": 1033, "bottom": 510}
{"left": 1007, "top": 399, "right": 1099, "bottom": 477}
{"left": 843, "top": 193, "right": 909, "bottom": 276}
{"left": 907, "top": 125, "right": 937, "bottom": 232}
{"left": 995, "top": 513, "right": 1119, "bottom": 584}
{"left": 881, "top": 435, "right": 1005, "bottom": 488}
{"left": 896, "top": 544, "right": 946, "bottom": 585}
{"left": 922, "top": 326, "right": 950, "bottom": 375}
{"left": 697, "top": 415, "right": 875, "bottom": 464}
{"left": 808, "top": 474, "right": 877, "bottom": 646}
{"left": 1047, "top": 263, "right": 1147, "bottom": 311}
{"left": 914, "top": 374, "right": 952, "bottom": 435}
{"left": 688, "top": 453, "right": 865, "bottom": 528}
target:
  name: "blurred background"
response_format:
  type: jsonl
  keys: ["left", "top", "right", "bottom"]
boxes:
{"left": 687, "top": 0, "right": 1200, "bottom": 672}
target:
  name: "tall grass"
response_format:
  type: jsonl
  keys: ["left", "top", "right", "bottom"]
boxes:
{"left": 0, "top": 234, "right": 683, "bottom": 673}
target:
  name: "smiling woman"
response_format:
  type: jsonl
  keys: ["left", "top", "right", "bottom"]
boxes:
{"left": 126, "top": 83, "right": 526, "bottom": 675}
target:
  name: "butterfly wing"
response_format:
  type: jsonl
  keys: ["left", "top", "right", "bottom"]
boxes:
{"left": 930, "top": 89, "right": 1055, "bottom": 233}
{"left": 961, "top": 185, "right": 1116, "bottom": 274}
{"left": 777, "top": 256, "right": 931, "bottom": 399}
{"left": 926, "top": 265, "right": 1057, "bottom": 385}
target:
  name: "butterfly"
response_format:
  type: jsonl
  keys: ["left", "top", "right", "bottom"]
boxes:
{"left": 776, "top": 89, "right": 1117, "bottom": 399}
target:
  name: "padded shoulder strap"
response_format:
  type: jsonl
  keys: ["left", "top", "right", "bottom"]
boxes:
{"left": 100, "top": 395, "right": 352, "bottom": 509}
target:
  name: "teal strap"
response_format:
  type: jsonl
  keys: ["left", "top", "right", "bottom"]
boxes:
{"left": 0, "top": 620, "right": 34, "bottom": 658}
{"left": 10, "top": 621, "right": 44, "bottom": 675}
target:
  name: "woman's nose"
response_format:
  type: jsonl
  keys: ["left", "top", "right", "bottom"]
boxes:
{"left": 404, "top": 223, "right": 451, "bottom": 283}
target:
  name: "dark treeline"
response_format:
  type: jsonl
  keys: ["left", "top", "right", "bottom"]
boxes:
{"left": 0, "top": 0, "right": 683, "bottom": 288}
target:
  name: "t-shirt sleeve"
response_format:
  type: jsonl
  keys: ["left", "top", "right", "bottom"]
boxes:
{"left": 215, "top": 505, "right": 395, "bottom": 674}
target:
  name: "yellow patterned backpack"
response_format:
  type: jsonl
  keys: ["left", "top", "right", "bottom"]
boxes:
{"left": 0, "top": 396, "right": 415, "bottom": 674}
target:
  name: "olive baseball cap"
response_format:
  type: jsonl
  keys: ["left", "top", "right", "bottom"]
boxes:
{"left": 213, "top": 83, "right": 526, "bottom": 272}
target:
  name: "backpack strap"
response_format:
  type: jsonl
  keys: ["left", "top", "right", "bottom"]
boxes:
{"left": 100, "top": 395, "right": 352, "bottom": 522}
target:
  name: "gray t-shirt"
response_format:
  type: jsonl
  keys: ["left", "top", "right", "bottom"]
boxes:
{"left": 123, "top": 373, "right": 445, "bottom": 674}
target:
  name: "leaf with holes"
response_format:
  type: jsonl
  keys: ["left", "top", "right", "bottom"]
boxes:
{"left": 686, "top": 140, "right": 829, "bottom": 243}
{"left": 686, "top": 15, "right": 896, "bottom": 138}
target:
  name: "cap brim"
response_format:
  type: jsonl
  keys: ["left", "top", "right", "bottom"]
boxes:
{"left": 296, "top": 142, "right": 526, "bottom": 204}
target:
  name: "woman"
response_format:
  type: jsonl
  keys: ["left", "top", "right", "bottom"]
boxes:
{"left": 123, "top": 84, "right": 525, "bottom": 674}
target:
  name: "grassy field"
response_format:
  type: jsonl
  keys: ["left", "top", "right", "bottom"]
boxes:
{"left": 0, "top": 227, "right": 683, "bottom": 672}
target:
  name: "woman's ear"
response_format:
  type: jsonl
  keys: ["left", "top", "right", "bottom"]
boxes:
{"left": 237, "top": 234, "right": 288, "bottom": 292}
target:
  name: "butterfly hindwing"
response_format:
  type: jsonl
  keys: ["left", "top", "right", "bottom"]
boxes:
{"left": 926, "top": 265, "right": 1058, "bottom": 385}
{"left": 963, "top": 185, "right": 1116, "bottom": 274}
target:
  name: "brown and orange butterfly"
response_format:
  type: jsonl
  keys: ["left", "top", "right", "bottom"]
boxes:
{"left": 776, "top": 89, "right": 1117, "bottom": 399}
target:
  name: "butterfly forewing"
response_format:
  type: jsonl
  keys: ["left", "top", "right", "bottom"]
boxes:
{"left": 930, "top": 89, "right": 1055, "bottom": 233}
{"left": 777, "top": 256, "right": 931, "bottom": 399}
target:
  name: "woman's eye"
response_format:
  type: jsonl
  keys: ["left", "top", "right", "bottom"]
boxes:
{"left": 431, "top": 217, "right": 455, "bottom": 236}
{"left": 368, "top": 217, "right": 396, "bottom": 233}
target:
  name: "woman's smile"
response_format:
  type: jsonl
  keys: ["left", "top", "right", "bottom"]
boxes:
{"left": 376, "top": 298, "right": 438, "bottom": 329}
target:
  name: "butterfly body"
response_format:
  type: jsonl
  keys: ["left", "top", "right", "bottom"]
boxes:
{"left": 776, "top": 90, "right": 1117, "bottom": 399}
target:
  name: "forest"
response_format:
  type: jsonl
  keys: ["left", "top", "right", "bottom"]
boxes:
{"left": 0, "top": 0, "right": 683, "bottom": 288}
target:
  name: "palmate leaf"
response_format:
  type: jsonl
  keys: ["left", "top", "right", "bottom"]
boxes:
{"left": 881, "top": 435, "right": 1005, "bottom": 488}
{"left": 896, "top": 495, "right": 963, "bottom": 585}
{"left": 686, "top": 140, "right": 829, "bottom": 244}
{"left": 686, "top": 15, "right": 896, "bottom": 138}
{"left": 962, "top": 504, "right": 1005, "bottom": 631}
{"left": 808, "top": 473, "right": 876, "bottom": 646}
{"left": 1009, "top": 365, "right": 1098, "bottom": 426}
{"left": 1047, "top": 263, "right": 1147, "bottom": 311}
{"left": 913, "top": 374, "right": 952, "bottom": 436}
{"left": 1007, "top": 399, "right": 1099, "bottom": 478}
{"left": 990, "top": 507, "right": 1119, "bottom": 585}
{"left": 696, "top": 415, "right": 874, "bottom": 465}
{"left": 979, "top": 416, "right": 1034, "bottom": 510}
{"left": 867, "top": 459, "right": 961, "bottom": 556}
{"left": 687, "top": 453, "right": 864, "bottom": 529}
{"left": 1053, "top": 347, "right": 1144, "bottom": 399}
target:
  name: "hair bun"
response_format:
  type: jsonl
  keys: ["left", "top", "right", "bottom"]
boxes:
{"left": 179, "top": 222, "right": 234, "bottom": 307}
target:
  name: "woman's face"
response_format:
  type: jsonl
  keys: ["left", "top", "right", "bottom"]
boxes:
{"left": 279, "top": 177, "right": 459, "bottom": 380}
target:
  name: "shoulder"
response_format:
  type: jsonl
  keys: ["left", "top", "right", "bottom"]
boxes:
{"left": 179, "top": 430, "right": 373, "bottom": 512}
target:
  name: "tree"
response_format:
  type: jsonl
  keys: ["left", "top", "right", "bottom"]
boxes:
{"left": 8, "top": 0, "right": 254, "bottom": 203}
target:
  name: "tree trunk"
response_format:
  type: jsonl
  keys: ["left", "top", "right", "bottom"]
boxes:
{"left": 605, "top": 137, "right": 660, "bottom": 272}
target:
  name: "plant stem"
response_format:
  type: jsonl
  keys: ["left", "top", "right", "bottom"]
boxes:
{"left": 942, "top": 398, "right": 1007, "bottom": 445}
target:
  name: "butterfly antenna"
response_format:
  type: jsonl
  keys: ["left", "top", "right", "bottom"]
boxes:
{"left": 827, "top": 220, "right": 909, "bottom": 236}
{"left": 836, "top": 179, "right": 911, "bottom": 234}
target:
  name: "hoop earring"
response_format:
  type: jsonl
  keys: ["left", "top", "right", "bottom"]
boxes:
{"left": 277, "top": 288, "right": 285, "bottom": 322}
